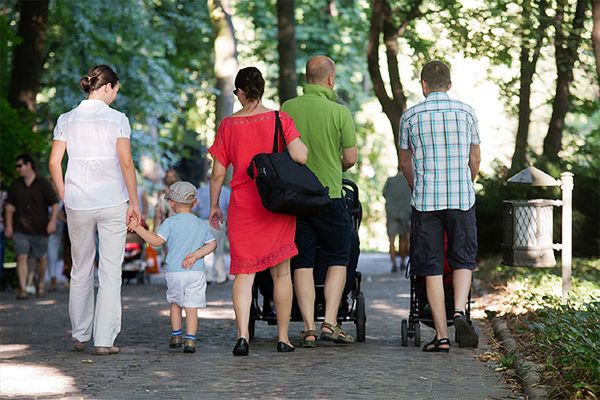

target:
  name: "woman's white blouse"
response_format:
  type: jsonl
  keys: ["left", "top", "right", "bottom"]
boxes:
{"left": 53, "top": 99, "right": 131, "bottom": 210}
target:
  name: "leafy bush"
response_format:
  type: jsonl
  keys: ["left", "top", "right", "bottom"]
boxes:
{"left": 477, "top": 258, "right": 600, "bottom": 399}
{"left": 0, "top": 99, "right": 49, "bottom": 187}
{"left": 520, "top": 302, "right": 600, "bottom": 399}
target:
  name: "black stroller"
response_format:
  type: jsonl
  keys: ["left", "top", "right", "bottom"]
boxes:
{"left": 400, "top": 236, "right": 473, "bottom": 347}
{"left": 250, "top": 179, "right": 366, "bottom": 342}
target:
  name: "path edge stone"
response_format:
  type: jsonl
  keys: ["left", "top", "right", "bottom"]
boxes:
{"left": 489, "top": 316, "right": 550, "bottom": 400}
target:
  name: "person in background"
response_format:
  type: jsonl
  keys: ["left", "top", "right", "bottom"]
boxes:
{"left": 209, "top": 66, "right": 308, "bottom": 356}
{"left": 5, "top": 153, "right": 59, "bottom": 299}
{"left": 49, "top": 64, "right": 141, "bottom": 355}
{"left": 129, "top": 181, "right": 216, "bottom": 353}
{"left": 382, "top": 172, "right": 412, "bottom": 272}
{"left": 399, "top": 60, "right": 481, "bottom": 352}
{"left": 193, "top": 166, "right": 231, "bottom": 284}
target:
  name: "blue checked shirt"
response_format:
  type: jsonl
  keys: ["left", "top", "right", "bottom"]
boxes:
{"left": 399, "top": 91, "right": 480, "bottom": 212}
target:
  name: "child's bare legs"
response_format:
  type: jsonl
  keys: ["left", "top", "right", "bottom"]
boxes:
{"left": 169, "top": 303, "right": 184, "bottom": 348}
{"left": 170, "top": 303, "right": 182, "bottom": 331}
{"left": 184, "top": 307, "right": 198, "bottom": 336}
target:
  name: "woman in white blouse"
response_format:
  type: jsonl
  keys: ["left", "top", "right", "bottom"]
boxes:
{"left": 49, "top": 65, "right": 141, "bottom": 355}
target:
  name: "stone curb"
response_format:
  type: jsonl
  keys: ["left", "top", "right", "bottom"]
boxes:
{"left": 490, "top": 317, "right": 549, "bottom": 400}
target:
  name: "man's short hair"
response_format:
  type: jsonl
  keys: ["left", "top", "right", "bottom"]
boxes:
{"left": 306, "top": 56, "right": 335, "bottom": 84}
{"left": 421, "top": 61, "right": 451, "bottom": 90}
{"left": 16, "top": 153, "right": 35, "bottom": 171}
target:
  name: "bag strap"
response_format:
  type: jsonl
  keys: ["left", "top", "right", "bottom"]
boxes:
{"left": 272, "top": 111, "right": 288, "bottom": 154}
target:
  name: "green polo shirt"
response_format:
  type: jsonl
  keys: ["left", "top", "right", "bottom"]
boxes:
{"left": 281, "top": 84, "right": 357, "bottom": 199}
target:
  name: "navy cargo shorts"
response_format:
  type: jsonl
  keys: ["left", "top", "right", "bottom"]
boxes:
{"left": 291, "top": 198, "right": 352, "bottom": 269}
{"left": 409, "top": 206, "right": 477, "bottom": 276}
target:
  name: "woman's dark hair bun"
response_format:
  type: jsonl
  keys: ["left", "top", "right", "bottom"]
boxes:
{"left": 79, "top": 64, "right": 119, "bottom": 93}
{"left": 234, "top": 67, "right": 265, "bottom": 101}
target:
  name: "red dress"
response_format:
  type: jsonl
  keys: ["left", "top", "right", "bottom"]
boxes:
{"left": 208, "top": 111, "right": 300, "bottom": 274}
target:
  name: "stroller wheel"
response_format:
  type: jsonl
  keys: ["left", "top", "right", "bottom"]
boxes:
{"left": 248, "top": 304, "right": 256, "bottom": 341}
{"left": 401, "top": 320, "right": 408, "bottom": 347}
{"left": 355, "top": 292, "right": 366, "bottom": 342}
{"left": 414, "top": 322, "right": 421, "bottom": 347}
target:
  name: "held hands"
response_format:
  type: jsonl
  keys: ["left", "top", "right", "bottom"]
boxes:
{"left": 127, "top": 216, "right": 141, "bottom": 231}
{"left": 127, "top": 203, "right": 142, "bottom": 231}
{"left": 209, "top": 206, "right": 223, "bottom": 230}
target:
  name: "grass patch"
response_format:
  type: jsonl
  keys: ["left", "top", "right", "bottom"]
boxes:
{"left": 477, "top": 258, "right": 600, "bottom": 399}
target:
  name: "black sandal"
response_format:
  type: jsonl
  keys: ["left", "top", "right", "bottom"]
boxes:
{"left": 422, "top": 337, "right": 450, "bottom": 353}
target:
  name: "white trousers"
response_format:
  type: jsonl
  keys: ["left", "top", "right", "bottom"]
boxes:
{"left": 67, "top": 203, "right": 127, "bottom": 347}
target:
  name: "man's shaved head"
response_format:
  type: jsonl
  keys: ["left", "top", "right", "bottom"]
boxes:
{"left": 306, "top": 56, "right": 335, "bottom": 84}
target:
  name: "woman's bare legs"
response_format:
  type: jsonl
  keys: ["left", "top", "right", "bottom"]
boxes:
{"left": 232, "top": 272, "right": 256, "bottom": 339}
{"left": 270, "top": 259, "right": 293, "bottom": 346}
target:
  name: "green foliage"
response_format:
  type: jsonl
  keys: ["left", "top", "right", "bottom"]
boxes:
{"left": 523, "top": 301, "right": 600, "bottom": 398}
{"left": 0, "top": 12, "right": 19, "bottom": 99}
{"left": 39, "top": 0, "right": 214, "bottom": 168}
{"left": 479, "top": 258, "right": 600, "bottom": 398}
{"left": 0, "top": 99, "right": 48, "bottom": 187}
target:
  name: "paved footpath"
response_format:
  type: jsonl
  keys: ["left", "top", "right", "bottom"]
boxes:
{"left": 0, "top": 254, "right": 519, "bottom": 399}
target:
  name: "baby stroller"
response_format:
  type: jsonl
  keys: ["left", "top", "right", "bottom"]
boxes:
{"left": 400, "top": 235, "right": 473, "bottom": 346}
{"left": 250, "top": 179, "right": 366, "bottom": 342}
{"left": 122, "top": 230, "right": 149, "bottom": 285}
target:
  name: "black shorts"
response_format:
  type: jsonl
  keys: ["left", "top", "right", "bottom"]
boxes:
{"left": 291, "top": 199, "right": 352, "bottom": 270}
{"left": 410, "top": 206, "right": 477, "bottom": 277}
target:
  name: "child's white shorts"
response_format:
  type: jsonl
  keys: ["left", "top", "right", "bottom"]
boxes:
{"left": 165, "top": 271, "right": 207, "bottom": 308}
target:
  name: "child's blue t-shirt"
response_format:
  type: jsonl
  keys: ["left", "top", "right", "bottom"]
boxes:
{"left": 156, "top": 213, "right": 215, "bottom": 273}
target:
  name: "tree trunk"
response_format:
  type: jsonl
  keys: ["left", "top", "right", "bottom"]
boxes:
{"left": 592, "top": 0, "right": 600, "bottom": 95}
{"left": 367, "top": 0, "right": 421, "bottom": 167}
{"left": 277, "top": 0, "right": 297, "bottom": 103}
{"left": 543, "top": 0, "right": 587, "bottom": 160}
{"left": 511, "top": 46, "right": 536, "bottom": 172}
{"left": 209, "top": 0, "right": 238, "bottom": 128}
{"left": 8, "top": 0, "right": 49, "bottom": 113}
{"left": 510, "top": 0, "right": 549, "bottom": 172}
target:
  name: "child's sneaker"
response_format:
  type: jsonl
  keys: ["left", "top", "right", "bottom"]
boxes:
{"left": 183, "top": 339, "right": 196, "bottom": 353}
{"left": 169, "top": 335, "right": 183, "bottom": 348}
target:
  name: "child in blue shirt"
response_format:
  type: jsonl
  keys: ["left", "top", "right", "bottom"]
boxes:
{"left": 129, "top": 181, "right": 216, "bottom": 353}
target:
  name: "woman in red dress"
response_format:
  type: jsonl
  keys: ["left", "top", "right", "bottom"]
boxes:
{"left": 208, "top": 67, "right": 308, "bottom": 356}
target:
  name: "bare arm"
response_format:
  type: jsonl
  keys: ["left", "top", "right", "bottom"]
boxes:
{"left": 4, "top": 203, "right": 15, "bottom": 238}
{"left": 288, "top": 138, "right": 308, "bottom": 164}
{"left": 116, "top": 138, "right": 141, "bottom": 224}
{"left": 399, "top": 149, "right": 414, "bottom": 190}
{"left": 341, "top": 146, "right": 358, "bottom": 171}
{"left": 47, "top": 202, "right": 59, "bottom": 234}
{"left": 468, "top": 144, "right": 481, "bottom": 182}
{"left": 182, "top": 239, "right": 218, "bottom": 268}
{"left": 209, "top": 158, "right": 227, "bottom": 229}
{"left": 49, "top": 140, "right": 67, "bottom": 200}
{"left": 130, "top": 224, "right": 165, "bottom": 248}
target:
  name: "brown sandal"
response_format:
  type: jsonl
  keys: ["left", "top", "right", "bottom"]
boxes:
{"left": 299, "top": 330, "right": 317, "bottom": 348}
{"left": 320, "top": 322, "right": 354, "bottom": 344}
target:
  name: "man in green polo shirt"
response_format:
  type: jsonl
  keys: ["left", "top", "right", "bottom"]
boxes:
{"left": 282, "top": 55, "right": 358, "bottom": 347}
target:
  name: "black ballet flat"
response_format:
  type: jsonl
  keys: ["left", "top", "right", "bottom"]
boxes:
{"left": 276, "top": 341, "right": 295, "bottom": 353}
{"left": 232, "top": 338, "right": 249, "bottom": 356}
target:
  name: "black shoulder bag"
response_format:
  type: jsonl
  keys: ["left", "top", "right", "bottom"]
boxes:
{"left": 247, "top": 111, "right": 331, "bottom": 216}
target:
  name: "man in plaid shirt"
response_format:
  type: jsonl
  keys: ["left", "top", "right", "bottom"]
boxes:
{"left": 399, "top": 61, "right": 481, "bottom": 352}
